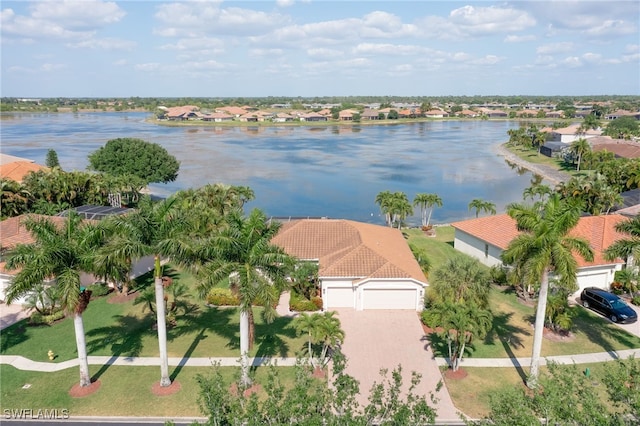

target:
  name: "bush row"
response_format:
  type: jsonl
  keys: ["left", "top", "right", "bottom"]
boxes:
{"left": 289, "top": 292, "right": 323, "bottom": 312}
{"left": 29, "top": 309, "right": 65, "bottom": 325}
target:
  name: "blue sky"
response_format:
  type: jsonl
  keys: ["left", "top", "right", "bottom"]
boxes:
{"left": 1, "top": 0, "right": 639, "bottom": 97}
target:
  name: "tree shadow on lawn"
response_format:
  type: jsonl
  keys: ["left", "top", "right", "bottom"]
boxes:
{"left": 252, "top": 315, "right": 297, "bottom": 366}
{"left": 86, "top": 313, "right": 153, "bottom": 380}
{"left": 0, "top": 321, "right": 29, "bottom": 354}
{"left": 484, "top": 312, "right": 530, "bottom": 382}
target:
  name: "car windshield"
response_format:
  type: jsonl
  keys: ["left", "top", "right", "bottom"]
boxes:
{"left": 610, "top": 299, "right": 628, "bottom": 309}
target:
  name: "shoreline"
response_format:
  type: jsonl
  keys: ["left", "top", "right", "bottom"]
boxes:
{"left": 494, "top": 143, "right": 571, "bottom": 186}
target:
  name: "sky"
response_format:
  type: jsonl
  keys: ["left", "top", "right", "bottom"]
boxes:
{"left": 1, "top": 0, "right": 639, "bottom": 98}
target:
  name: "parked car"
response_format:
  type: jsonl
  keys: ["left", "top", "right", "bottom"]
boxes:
{"left": 580, "top": 287, "right": 638, "bottom": 324}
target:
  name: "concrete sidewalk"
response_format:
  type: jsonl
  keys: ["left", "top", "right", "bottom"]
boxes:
{"left": 4, "top": 349, "right": 638, "bottom": 373}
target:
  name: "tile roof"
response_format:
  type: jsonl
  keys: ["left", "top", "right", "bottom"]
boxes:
{"left": 0, "top": 161, "right": 48, "bottom": 183}
{"left": 271, "top": 219, "right": 426, "bottom": 283}
{"left": 0, "top": 153, "right": 34, "bottom": 165}
{"left": 451, "top": 213, "right": 630, "bottom": 268}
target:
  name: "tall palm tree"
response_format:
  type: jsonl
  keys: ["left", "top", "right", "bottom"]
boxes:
{"left": 413, "top": 193, "right": 442, "bottom": 227}
{"left": 501, "top": 195, "right": 593, "bottom": 388}
{"left": 428, "top": 256, "right": 492, "bottom": 308}
{"left": 468, "top": 198, "right": 496, "bottom": 218}
{"left": 195, "top": 208, "right": 295, "bottom": 385}
{"left": 569, "top": 138, "right": 591, "bottom": 172}
{"left": 605, "top": 215, "right": 640, "bottom": 268}
{"left": 389, "top": 191, "right": 413, "bottom": 229}
{"left": 5, "top": 213, "right": 106, "bottom": 387}
{"left": 375, "top": 190, "right": 393, "bottom": 226}
{"left": 96, "top": 196, "right": 191, "bottom": 387}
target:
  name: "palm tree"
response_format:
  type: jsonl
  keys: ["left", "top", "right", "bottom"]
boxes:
{"left": 428, "top": 256, "right": 492, "bottom": 308}
{"left": 569, "top": 138, "right": 591, "bottom": 172}
{"left": 375, "top": 190, "right": 393, "bottom": 226}
{"left": 389, "top": 191, "right": 413, "bottom": 229}
{"left": 413, "top": 193, "right": 442, "bottom": 227}
{"left": 468, "top": 198, "right": 496, "bottom": 218}
{"left": 413, "top": 193, "right": 429, "bottom": 227}
{"left": 605, "top": 215, "right": 640, "bottom": 268}
{"left": 195, "top": 208, "right": 295, "bottom": 385}
{"left": 5, "top": 213, "right": 106, "bottom": 387}
{"left": 430, "top": 301, "right": 492, "bottom": 372}
{"left": 96, "top": 196, "right": 191, "bottom": 387}
{"left": 501, "top": 195, "right": 593, "bottom": 388}
{"left": 293, "top": 312, "right": 322, "bottom": 366}
{"left": 0, "top": 178, "right": 30, "bottom": 219}
{"left": 316, "top": 311, "right": 345, "bottom": 367}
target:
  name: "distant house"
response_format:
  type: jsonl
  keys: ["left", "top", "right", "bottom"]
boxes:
{"left": 451, "top": 214, "right": 629, "bottom": 297}
{"left": 338, "top": 109, "right": 359, "bottom": 121}
{"left": 615, "top": 189, "right": 640, "bottom": 217}
{"left": 459, "top": 109, "right": 480, "bottom": 118}
{"left": 273, "top": 113, "right": 294, "bottom": 123}
{"left": 238, "top": 113, "right": 258, "bottom": 122}
{"left": 300, "top": 112, "right": 328, "bottom": 122}
{"left": 165, "top": 105, "right": 200, "bottom": 120}
{"left": 361, "top": 109, "right": 381, "bottom": 120}
{"left": 549, "top": 124, "right": 601, "bottom": 143}
{"left": 423, "top": 109, "right": 448, "bottom": 118}
{"left": 272, "top": 219, "right": 427, "bottom": 311}
{"left": 202, "top": 112, "right": 234, "bottom": 122}
{"left": 217, "top": 106, "right": 248, "bottom": 117}
{"left": 478, "top": 108, "right": 508, "bottom": 118}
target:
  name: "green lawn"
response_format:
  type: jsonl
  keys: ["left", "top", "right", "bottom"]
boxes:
{"left": 428, "top": 286, "right": 640, "bottom": 360}
{"left": 0, "top": 364, "right": 297, "bottom": 417}
{"left": 1, "top": 267, "right": 308, "bottom": 362}
{"left": 404, "top": 226, "right": 463, "bottom": 272}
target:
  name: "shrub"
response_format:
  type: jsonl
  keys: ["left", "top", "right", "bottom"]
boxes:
{"left": 610, "top": 281, "right": 624, "bottom": 295}
{"left": 289, "top": 292, "right": 319, "bottom": 312}
{"left": 420, "top": 309, "right": 438, "bottom": 329}
{"left": 489, "top": 265, "right": 508, "bottom": 286}
{"left": 206, "top": 288, "right": 240, "bottom": 306}
{"left": 311, "top": 296, "right": 324, "bottom": 310}
{"left": 29, "top": 309, "right": 65, "bottom": 326}
{"left": 87, "top": 282, "right": 112, "bottom": 298}
{"left": 632, "top": 296, "right": 640, "bottom": 306}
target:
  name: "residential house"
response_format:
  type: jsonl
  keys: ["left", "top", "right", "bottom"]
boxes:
{"left": 300, "top": 112, "right": 328, "bottom": 122}
{"left": 361, "top": 109, "right": 381, "bottom": 120}
{"left": 0, "top": 161, "right": 48, "bottom": 184}
{"left": 165, "top": 105, "right": 200, "bottom": 120}
{"left": 451, "top": 214, "right": 629, "bottom": 297}
{"left": 589, "top": 136, "right": 640, "bottom": 159}
{"left": 0, "top": 212, "right": 155, "bottom": 304}
{"left": 273, "top": 113, "right": 294, "bottom": 123}
{"left": 338, "top": 109, "right": 359, "bottom": 121}
{"left": 216, "top": 106, "right": 248, "bottom": 117}
{"left": 423, "top": 109, "right": 448, "bottom": 118}
{"left": 272, "top": 219, "right": 427, "bottom": 311}
{"left": 202, "top": 112, "right": 234, "bottom": 122}
{"left": 238, "top": 113, "right": 258, "bottom": 122}
{"left": 547, "top": 124, "right": 602, "bottom": 143}
{"left": 478, "top": 108, "right": 508, "bottom": 118}
{"left": 458, "top": 109, "right": 480, "bottom": 118}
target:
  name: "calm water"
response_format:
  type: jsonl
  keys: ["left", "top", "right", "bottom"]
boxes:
{"left": 0, "top": 112, "right": 534, "bottom": 225}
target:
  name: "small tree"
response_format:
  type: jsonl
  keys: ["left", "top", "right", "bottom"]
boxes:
{"left": 468, "top": 198, "right": 496, "bottom": 218}
{"left": 45, "top": 149, "right": 60, "bottom": 168}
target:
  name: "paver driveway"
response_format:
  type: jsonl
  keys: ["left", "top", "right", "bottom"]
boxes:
{"left": 333, "top": 309, "right": 462, "bottom": 423}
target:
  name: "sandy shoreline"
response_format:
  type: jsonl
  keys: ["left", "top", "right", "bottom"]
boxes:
{"left": 494, "top": 143, "right": 571, "bottom": 185}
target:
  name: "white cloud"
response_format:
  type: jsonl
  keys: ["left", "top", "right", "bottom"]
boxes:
{"left": 67, "top": 38, "right": 136, "bottom": 50}
{"left": 276, "top": 0, "right": 295, "bottom": 7}
{"left": 581, "top": 53, "right": 602, "bottom": 64}
{"left": 159, "top": 37, "right": 224, "bottom": 51}
{"left": 584, "top": 20, "right": 637, "bottom": 37}
{"left": 154, "top": 3, "right": 289, "bottom": 37}
{"left": 472, "top": 55, "right": 503, "bottom": 65}
{"left": 504, "top": 34, "right": 536, "bottom": 43}
{"left": 41, "top": 63, "right": 66, "bottom": 72}
{"left": 536, "top": 42, "right": 574, "bottom": 55}
{"left": 249, "top": 48, "right": 285, "bottom": 57}
{"left": 624, "top": 44, "right": 639, "bottom": 53}
{"left": 448, "top": 5, "right": 536, "bottom": 35}
{"left": 113, "top": 59, "right": 127, "bottom": 66}
{"left": 30, "top": 0, "right": 125, "bottom": 30}
{"left": 353, "top": 43, "right": 428, "bottom": 56}
{"left": 561, "top": 56, "right": 582, "bottom": 68}
{"left": 135, "top": 63, "right": 161, "bottom": 72}
{"left": 306, "top": 48, "right": 343, "bottom": 59}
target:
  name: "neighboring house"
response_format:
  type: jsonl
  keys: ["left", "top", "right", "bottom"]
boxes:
{"left": 165, "top": 105, "right": 200, "bottom": 120}
{"left": 361, "top": 109, "right": 381, "bottom": 120}
{"left": 451, "top": 214, "right": 629, "bottom": 297}
{"left": 478, "top": 108, "right": 508, "bottom": 118}
{"left": 1, "top": 212, "right": 155, "bottom": 304}
{"left": 0, "top": 161, "right": 48, "bottom": 183}
{"left": 423, "top": 109, "right": 448, "bottom": 118}
{"left": 273, "top": 113, "right": 294, "bottom": 123}
{"left": 458, "top": 109, "right": 480, "bottom": 118}
{"left": 272, "top": 219, "right": 427, "bottom": 311}
{"left": 300, "top": 112, "right": 328, "bottom": 122}
{"left": 216, "top": 106, "right": 248, "bottom": 117}
{"left": 548, "top": 124, "right": 601, "bottom": 143}
{"left": 615, "top": 189, "right": 640, "bottom": 217}
{"left": 589, "top": 136, "right": 640, "bottom": 159}
{"left": 202, "top": 112, "right": 234, "bottom": 122}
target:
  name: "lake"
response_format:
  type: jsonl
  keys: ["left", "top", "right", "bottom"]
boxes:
{"left": 0, "top": 112, "right": 534, "bottom": 225}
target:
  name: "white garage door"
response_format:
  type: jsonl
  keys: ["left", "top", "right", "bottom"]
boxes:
{"left": 362, "top": 289, "right": 417, "bottom": 310}
{"left": 578, "top": 272, "right": 609, "bottom": 291}
{"left": 325, "top": 287, "right": 355, "bottom": 308}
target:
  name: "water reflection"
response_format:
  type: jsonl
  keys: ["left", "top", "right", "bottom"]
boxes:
{"left": 0, "top": 112, "right": 534, "bottom": 225}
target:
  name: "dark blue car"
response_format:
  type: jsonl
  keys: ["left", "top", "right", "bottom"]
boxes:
{"left": 580, "top": 287, "right": 638, "bottom": 324}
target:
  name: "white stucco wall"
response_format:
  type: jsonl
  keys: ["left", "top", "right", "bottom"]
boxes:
{"left": 453, "top": 231, "right": 503, "bottom": 267}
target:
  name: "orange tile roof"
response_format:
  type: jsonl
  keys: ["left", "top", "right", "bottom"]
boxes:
{"left": 272, "top": 219, "right": 426, "bottom": 283}
{"left": 451, "top": 213, "right": 629, "bottom": 267}
{"left": 0, "top": 161, "right": 48, "bottom": 183}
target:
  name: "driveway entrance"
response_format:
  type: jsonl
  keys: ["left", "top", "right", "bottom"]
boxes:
{"left": 333, "top": 309, "right": 461, "bottom": 423}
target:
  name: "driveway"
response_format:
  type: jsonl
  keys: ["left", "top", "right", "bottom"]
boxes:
{"left": 333, "top": 309, "right": 462, "bottom": 423}
{"left": 0, "top": 303, "right": 28, "bottom": 330}
{"left": 614, "top": 302, "right": 640, "bottom": 338}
